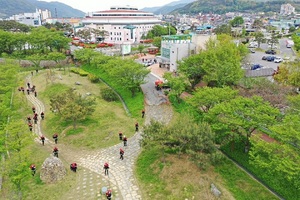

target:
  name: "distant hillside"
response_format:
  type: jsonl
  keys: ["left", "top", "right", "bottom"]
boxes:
{"left": 172, "top": 0, "right": 300, "bottom": 14}
{"left": 0, "top": 0, "right": 85, "bottom": 19}
{"left": 141, "top": 0, "right": 196, "bottom": 14}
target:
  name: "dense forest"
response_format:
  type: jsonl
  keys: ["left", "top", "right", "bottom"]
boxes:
{"left": 172, "top": 0, "right": 300, "bottom": 14}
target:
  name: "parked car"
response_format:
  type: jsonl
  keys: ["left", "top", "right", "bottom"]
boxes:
{"left": 262, "top": 56, "right": 268, "bottom": 60}
{"left": 274, "top": 57, "right": 283, "bottom": 63}
{"left": 251, "top": 64, "right": 263, "bottom": 70}
{"left": 265, "top": 49, "right": 276, "bottom": 54}
{"left": 249, "top": 49, "right": 255, "bottom": 53}
{"left": 266, "top": 56, "right": 276, "bottom": 62}
{"left": 268, "top": 45, "right": 278, "bottom": 49}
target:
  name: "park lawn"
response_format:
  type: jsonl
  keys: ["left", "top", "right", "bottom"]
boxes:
{"left": 30, "top": 69, "right": 137, "bottom": 149}
{"left": 82, "top": 65, "right": 145, "bottom": 120}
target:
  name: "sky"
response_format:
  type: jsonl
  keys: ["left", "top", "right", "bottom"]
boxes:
{"left": 41, "top": 0, "right": 177, "bottom": 12}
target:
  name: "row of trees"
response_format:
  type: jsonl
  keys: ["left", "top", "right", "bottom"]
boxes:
{"left": 0, "top": 26, "right": 70, "bottom": 56}
{"left": 0, "top": 60, "right": 34, "bottom": 199}
{"left": 73, "top": 48, "right": 150, "bottom": 97}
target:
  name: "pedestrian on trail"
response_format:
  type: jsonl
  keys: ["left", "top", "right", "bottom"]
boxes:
{"left": 27, "top": 116, "right": 31, "bottom": 123}
{"left": 30, "top": 164, "right": 36, "bottom": 176}
{"left": 119, "top": 131, "right": 123, "bottom": 140}
{"left": 70, "top": 163, "right": 77, "bottom": 172}
{"left": 53, "top": 133, "right": 58, "bottom": 144}
{"left": 27, "top": 82, "right": 30, "bottom": 88}
{"left": 141, "top": 109, "right": 145, "bottom": 118}
{"left": 53, "top": 147, "right": 59, "bottom": 157}
{"left": 31, "top": 85, "right": 36, "bottom": 92}
{"left": 32, "top": 106, "right": 36, "bottom": 113}
{"left": 26, "top": 88, "right": 30, "bottom": 95}
{"left": 41, "top": 112, "right": 44, "bottom": 120}
{"left": 103, "top": 162, "right": 109, "bottom": 175}
{"left": 135, "top": 122, "right": 139, "bottom": 132}
{"left": 106, "top": 189, "right": 112, "bottom": 200}
{"left": 120, "top": 148, "right": 124, "bottom": 160}
{"left": 123, "top": 135, "right": 127, "bottom": 147}
{"left": 40, "top": 135, "right": 45, "bottom": 146}
{"left": 33, "top": 113, "right": 38, "bottom": 124}
{"left": 28, "top": 123, "right": 33, "bottom": 131}
{"left": 34, "top": 91, "right": 37, "bottom": 97}
{"left": 21, "top": 87, "right": 25, "bottom": 94}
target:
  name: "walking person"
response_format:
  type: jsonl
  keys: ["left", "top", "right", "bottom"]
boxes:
{"left": 30, "top": 164, "right": 36, "bottom": 176}
{"left": 21, "top": 87, "right": 25, "bottom": 94}
{"left": 26, "top": 88, "right": 30, "bottom": 95}
{"left": 41, "top": 112, "right": 45, "bottom": 120}
{"left": 40, "top": 135, "right": 45, "bottom": 146}
{"left": 120, "top": 148, "right": 124, "bottom": 160}
{"left": 106, "top": 189, "right": 112, "bottom": 200}
{"left": 32, "top": 106, "right": 36, "bottom": 114}
{"left": 53, "top": 133, "right": 58, "bottom": 144}
{"left": 53, "top": 147, "right": 59, "bottom": 157}
{"left": 27, "top": 116, "right": 31, "bottom": 123}
{"left": 141, "top": 109, "right": 145, "bottom": 118}
{"left": 33, "top": 115, "right": 38, "bottom": 124}
{"left": 70, "top": 163, "right": 77, "bottom": 172}
{"left": 103, "top": 162, "right": 109, "bottom": 176}
{"left": 27, "top": 82, "right": 30, "bottom": 88}
{"left": 123, "top": 135, "right": 127, "bottom": 147}
{"left": 135, "top": 122, "right": 139, "bottom": 132}
{"left": 34, "top": 91, "right": 37, "bottom": 97}
{"left": 28, "top": 123, "right": 33, "bottom": 131}
{"left": 119, "top": 131, "right": 123, "bottom": 140}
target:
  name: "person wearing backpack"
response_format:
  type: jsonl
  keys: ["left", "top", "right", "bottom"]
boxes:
{"left": 53, "top": 133, "right": 58, "bottom": 144}
{"left": 120, "top": 148, "right": 124, "bottom": 160}
{"left": 103, "top": 162, "right": 109, "bottom": 175}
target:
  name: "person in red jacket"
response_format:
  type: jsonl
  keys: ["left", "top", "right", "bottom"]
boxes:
{"left": 53, "top": 133, "right": 58, "bottom": 144}
{"left": 32, "top": 106, "right": 36, "bottom": 113}
{"left": 41, "top": 112, "right": 45, "bottom": 120}
{"left": 123, "top": 135, "right": 127, "bottom": 147}
{"left": 30, "top": 164, "right": 36, "bottom": 176}
{"left": 103, "top": 162, "right": 109, "bottom": 175}
{"left": 53, "top": 147, "right": 59, "bottom": 157}
{"left": 141, "top": 109, "right": 145, "bottom": 118}
{"left": 135, "top": 122, "right": 139, "bottom": 132}
{"left": 118, "top": 131, "right": 123, "bottom": 140}
{"left": 120, "top": 148, "right": 124, "bottom": 160}
{"left": 106, "top": 189, "right": 112, "bottom": 200}
{"left": 28, "top": 123, "right": 33, "bottom": 131}
{"left": 40, "top": 135, "right": 45, "bottom": 146}
{"left": 70, "top": 163, "right": 77, "bottom": 172}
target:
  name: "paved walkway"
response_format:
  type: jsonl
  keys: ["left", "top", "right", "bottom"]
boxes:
{"left": 25, "top": 75, "right": 143, "bottom": 200}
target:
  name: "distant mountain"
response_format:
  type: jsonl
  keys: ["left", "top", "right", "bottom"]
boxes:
{"left": 0, "top": 0, "right": 85, "bottom": 19}
{"left": 172, "top": 0, "right": 300, "bottom": 15}
{"left": 141, "top": 0, "right": 196, "bottom": 14}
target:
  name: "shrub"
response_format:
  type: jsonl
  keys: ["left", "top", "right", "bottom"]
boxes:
{"left": 70, "top": 67, "right": 89, "bottom": 76}
{"left": 88, "top": 74, "right": 99, "bottom": 83}
{"left": 101, "top": 88, "right": 119, "bottom": 102}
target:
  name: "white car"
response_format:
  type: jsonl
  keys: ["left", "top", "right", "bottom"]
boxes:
{"left": 274, "top": 57, "right": 283, "bottom": 63}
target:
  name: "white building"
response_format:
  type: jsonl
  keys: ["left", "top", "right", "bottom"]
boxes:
{"left": 82, "top": 5, "right": 161, "bottom": 44}
{"left": 8, "top": 9, "right": 42, "bottom": 27}
{"left": 39, "top": 9, "right": 51, "bottom": 22}
{"left": 158, "top": 34, "right": 216, "bottom": 72}
{"left": 280, "top": 4, "right": 295, "bottom": 16}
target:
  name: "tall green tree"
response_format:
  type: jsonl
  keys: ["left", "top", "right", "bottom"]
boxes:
{"left": 163, "top": 72, "right": 189, "bottom": 103}
{"left": 230, "top": 16, "right": 244, "bottom": 27}
{"left": 74, "top": 48, "right": 100, "bottom": 66}
{"left": 50, "top": 89, "right": 96, "bottom": 129}
{"left": 204, "top": 96, "right": 280, "bottom": 151}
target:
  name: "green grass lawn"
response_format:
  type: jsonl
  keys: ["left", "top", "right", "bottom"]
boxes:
{"left": 32, "top": 70, "right": 138, "bottom": 149}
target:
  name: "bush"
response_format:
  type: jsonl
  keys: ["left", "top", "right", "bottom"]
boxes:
{"left": 88, "top": 74, "right": 99, "bottom": 83}
{"left": 70, "top": 67, "right": 89, "bottom": 76}
{"left": 101, "top": 88, "right": 119, "bottom": 102}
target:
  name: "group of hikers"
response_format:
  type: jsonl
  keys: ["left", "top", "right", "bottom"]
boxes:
{"left": 27, "top": 72, "right": 146, "bottom": 199}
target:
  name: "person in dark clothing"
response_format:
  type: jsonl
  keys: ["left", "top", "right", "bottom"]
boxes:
{"left": 41, "top": 112, "right": 44, "bottom": 120}
{"left": 106, "top": 189, "right": 112, "bottom": 200}
{"left": 135, "top": 122, "right": 139, "bottom": 132}
{"left": 70, "top": 163, "right": 77, "bottom": 172}
{"left": 141, "top": 109, "right": 145, "bottom": 118}
{"left": 21, "top": 87, "right": 25, "bottom": 94}
{"left": 123, "top": 136, "right": 127, "bottom": 147}
{"left": 30, "top": 164, "right": 36, "bottom": 176}
{"left": 41, "top": 135, "right": 45, "bottom": 145}
{"left": 33, "top": 114, "right": 38, "bottom": 124}
{"left": 27, "top": 88, "right": 30, "bottom": 95}
{"left": 120, "top": 148, "right": 124, "bottom": 160}
{"left": 34, "top": 91, "right": 37, "bottom": 97}
{"left": 36, "top": 69, "right": 38, "bottom": 74}
{"left": 119, "top": 132, "right": 123, "bottom": 140}
{"left": 31, "top": 71, "right": 33, "bottom": 76}
{"left": 27, "top": 116, "right": 31, "bottom": 123}
{"left": 28, "top": 123, "right": 33, "bottom": 131}
{"left": 32, "top": 106, "right": 36, "bottom": 113}
{"left": 53, "top": 147, "right": 59, "bottom": 157}
{"left": 103, "top": 162, "right": 109, "bottom": 175}
{"left": 53, "top": 133, "right": 58, "bottom": 144}
{"left": 27, "top": 83, "right": 30, "bottom": 88}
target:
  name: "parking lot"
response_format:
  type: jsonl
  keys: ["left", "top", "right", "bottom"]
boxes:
{"left": 244, "top": 38, "right": 295, "bottom": 70}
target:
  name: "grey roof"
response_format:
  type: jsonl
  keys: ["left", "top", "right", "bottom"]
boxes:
{"left": 245, "top": 68, "right": 275, "bottom": 77}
